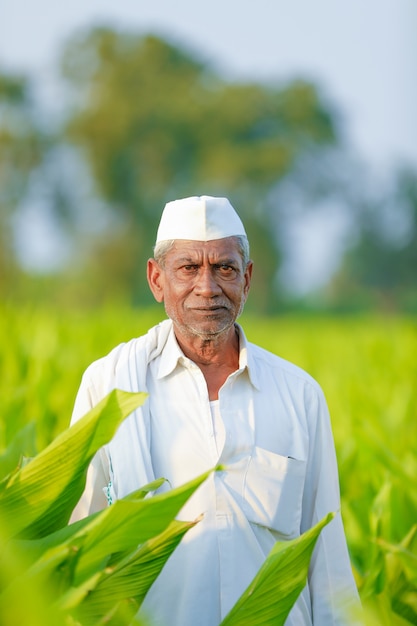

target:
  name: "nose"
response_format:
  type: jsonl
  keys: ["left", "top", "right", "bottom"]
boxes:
{"left": 194, "top": 267, "right": 222, "bottom": 297}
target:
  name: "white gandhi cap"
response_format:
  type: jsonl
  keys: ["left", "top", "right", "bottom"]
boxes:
{"left": 156, "top": 195, "right": 247, "bottom": 243}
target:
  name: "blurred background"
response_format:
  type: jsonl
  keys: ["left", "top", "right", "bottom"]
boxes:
{"left": 2, "top": 10, "right": 417, "bottom": 620}
{"left": 1, "top": 0, "right": 416, "bottom": 314}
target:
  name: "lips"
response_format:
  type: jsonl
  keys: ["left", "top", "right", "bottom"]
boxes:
{"left": 190, "top": 305, "right": 229, "bottom": 313}
{"left": 197, "top": 306, "right": 224, "bottom": 311}
{"left": 187, "top": 300, "right": 231, "bottom": 310}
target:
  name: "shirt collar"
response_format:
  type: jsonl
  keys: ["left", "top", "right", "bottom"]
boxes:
{"left": 235, "top": 323, "right": 261, "bottom": 390}
{"left": 156, "top": 321, "right": 260, "bottom": 390}
{"left": 156, "top": 323, "right": 184, "bottom": 379}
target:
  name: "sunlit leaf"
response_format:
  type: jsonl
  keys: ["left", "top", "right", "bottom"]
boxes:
{"left": 220, "top": 512, "right": 335, "bottom": 626}
{"left": 73, "top": 518, "right": 198, "bottom": 624}
{"left": 0, "top": 389, "right": 147, "bottom": 539}
{"left": 73, "top": 468, "right": 215, "bottom": 583}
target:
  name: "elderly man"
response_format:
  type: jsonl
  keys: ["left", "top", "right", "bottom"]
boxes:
{"left": 70, "top": 195, "right": 360, "bottom": 625}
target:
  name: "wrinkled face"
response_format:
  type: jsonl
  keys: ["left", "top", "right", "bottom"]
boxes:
{"left": 147, "top": 238, "right": 252, "bottom": 339}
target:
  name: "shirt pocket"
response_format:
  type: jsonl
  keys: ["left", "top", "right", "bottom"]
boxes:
{"left": 242, "top": 446, "right": 306, "bottom": 538}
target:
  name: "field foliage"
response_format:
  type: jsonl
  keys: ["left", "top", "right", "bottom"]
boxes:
{"left": 1, "top": 304, "right": 416, "bottom": 624}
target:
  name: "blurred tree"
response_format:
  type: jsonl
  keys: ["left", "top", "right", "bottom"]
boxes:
{"left": 330, "top": 167, "right": 417, "bottom": 311}
{"left": 0, "top": 70, "right": 43, "bottom": 291}
{"left": 59, "top": 27, "right": 338, "bottom": 311}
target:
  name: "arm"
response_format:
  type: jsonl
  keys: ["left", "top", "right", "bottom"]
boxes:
{"left": 69, "top": 367, "right": 110, "bottom": 522}
{"left": 301, "top": 384, "right": 361, "bottom": 624}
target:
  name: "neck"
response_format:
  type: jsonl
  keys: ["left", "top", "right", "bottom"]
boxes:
{"left": 174, "top": 324, "right": 239, "bottom": 367}
{"left": 174, "top": 324, "right": 240, "bottom": 400}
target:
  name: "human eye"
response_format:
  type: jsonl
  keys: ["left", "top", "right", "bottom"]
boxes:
{"left": 215, "top": 263, "right": 237, "bottom": 278}
{"left": 179, "top": 263, "right": 199, "bottom": 274}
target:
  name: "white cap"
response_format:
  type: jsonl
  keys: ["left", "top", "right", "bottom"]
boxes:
{"left": 156, "top": 195, "right": 247, "bottom": 243}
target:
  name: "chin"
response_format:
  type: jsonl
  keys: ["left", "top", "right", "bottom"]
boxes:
{"left": 189, "top": 321, "right": 234, "bottom": 339}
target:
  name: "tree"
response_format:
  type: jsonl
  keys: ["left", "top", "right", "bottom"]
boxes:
{"left": 331, "top": 166, "right": 417, "bottom": 311}
{"left": 0, "top": 69, "right": 43, "bottom": 290}
{"left": 58, "top": 27, "right": 338, "bottom": 311}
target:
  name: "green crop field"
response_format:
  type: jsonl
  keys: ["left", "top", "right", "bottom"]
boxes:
{"left": 1, "top": 303, "right": 416, "bottom": 624}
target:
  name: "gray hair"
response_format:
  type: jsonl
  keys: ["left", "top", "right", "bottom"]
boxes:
{"left": 153, "top": 236, "right": 250, "bottom": 269}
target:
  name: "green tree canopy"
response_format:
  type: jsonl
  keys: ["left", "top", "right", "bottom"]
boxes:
{"left": 59, "top": 27, "right": 338, "bottom": 311}
{"left": 333, "top": 167, "right": 417, "bottom": 311}
{"left": 0, "top": 69, "right": 43, "bottom": 287}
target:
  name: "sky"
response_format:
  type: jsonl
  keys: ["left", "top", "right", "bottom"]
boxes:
{"left": 1, "top": 0, "right": 417, "bottom": 289}
{"left": 1, "top": 0, "right": 416, "bottom": 169}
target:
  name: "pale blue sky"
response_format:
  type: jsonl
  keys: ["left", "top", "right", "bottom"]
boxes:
{"left": 1, "top": 0, "right": 416, "bottom": 170}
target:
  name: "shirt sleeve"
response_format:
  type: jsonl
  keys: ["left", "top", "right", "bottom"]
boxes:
{"left": 69, "top": 367, "right": 110, "bottom": 523}
{"left": 301, "top": 383, "right": 362, "bottom": 624}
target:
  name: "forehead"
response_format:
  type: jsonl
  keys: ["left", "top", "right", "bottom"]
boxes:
{"left": 167, "top": 237, "right": 241, "bottom": 261}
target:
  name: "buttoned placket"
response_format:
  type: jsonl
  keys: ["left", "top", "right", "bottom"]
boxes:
{"left": 171, "top": 351, "right": 260, "bottom": 620}
{"left": 180, "top": 356, "right": 221, "bottom": 464}
{"left": 215, "top": 368, "right": 257, "bottom": 620}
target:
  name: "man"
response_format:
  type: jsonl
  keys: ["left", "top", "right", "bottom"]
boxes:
{"left": 70, "top": 195, "right": 360, "bottom": 625}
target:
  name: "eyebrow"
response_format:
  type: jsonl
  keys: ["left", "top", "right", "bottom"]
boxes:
{"left": 175, "top": 256, "right": 199, "bottom": 264}
{"left": 175, "top": 256, "right": 238, "bottom": 265}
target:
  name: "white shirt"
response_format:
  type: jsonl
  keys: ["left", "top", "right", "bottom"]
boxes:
{"left": 70, "top": 319, "right": 360, "bottom": 625}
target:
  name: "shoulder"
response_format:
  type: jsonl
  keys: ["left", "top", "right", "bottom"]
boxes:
{"left": 246, "top": 341, "right": 331, "bottom": 434}
{"left": 71, "top": 319, "right": 172, "bottom": 424}
{"left": 81, "top": 318, "right": 172, "bottom": 386}
{"left": 247, "top": 340, "right": 323, "bottom": 394}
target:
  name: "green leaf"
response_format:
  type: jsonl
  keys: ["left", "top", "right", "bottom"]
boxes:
{"left": 1, "top": 469, "right": 212, "bottom": 619}
{"left": 0, "top": 422, "right": 37, "bottom": 479}
{"left": 73, "top": 518, "right": 199, "bottom": 624}
{"left": 376, "top": 526, "right": 417, "bottom": 624}
{"left": 7, "top": 479, "right": 168, "bottom": 571}
{"left": 73, "top": 468, "right": 213, "bottom": 583}
{"left": 220, "top": 511, "right": 335, "bottom": 626}
{"left": 123, "top": 477, "right": 167, "bottom": 500}
{"left": 0, "top": 520, "right": 72, "bottom": 626}
{"left": 0, "top": 389, "right": 147, "bottom": 540}
{"left": 378, "top": 525, "right": 417, "bottom": 585}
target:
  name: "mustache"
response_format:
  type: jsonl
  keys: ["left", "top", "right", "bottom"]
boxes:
{"left": 185, "top": 301, "right": 232, "bottom": 311}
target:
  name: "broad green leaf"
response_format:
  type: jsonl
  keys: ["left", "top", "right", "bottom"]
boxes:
{"left": 0, "top": 389, "right": 147, "bottom": 539}
{"left": 72, "top": 518, "right": 198, "bottom": 624}
{"left": 0, "top": 422, "right": 37, "bottom": 479}
{"left": 392, "top": 592, "right": 417, "bottom": 625}
{"left": 8, "top": 479, "right": 168, "bottom": 570}
{"left": 2, "top": 469, "right": 212, "bottom": 616}
{"left": 73, "top": 467, "right": 216, "bottom": 583}
{"left": 124, "top": 477, "right": 167, "bottom": 500}
{"left": 220, "top": 511, "right": 335, "bottom": 626}
{"left": 0, "top": 519, "right": 68, "bottom": 626}
{"left": 0, "top": 508, "right": 89, "bottom": 607}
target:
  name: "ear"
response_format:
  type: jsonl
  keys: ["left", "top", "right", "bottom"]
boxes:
{"left": 147, "top": 258, "right": 165, "bottom": 303}
{"left": 243, "top": 260, "right": 253, "bottom": 299}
